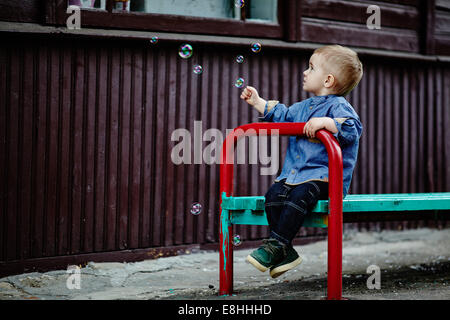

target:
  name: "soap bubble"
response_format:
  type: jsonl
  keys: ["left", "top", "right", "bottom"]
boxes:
{"left": 235, "top": 77, "right": 245, "bottom": 88}
{"left": 193, "top": 64, "right": 203, "bottom": 75}
{"left": 236, "top": 55, "right": 244, "bottom": 64}
{"left": 190, "top": 202, "right": 202, "bottom": 215}
{"left": 232, "top": 234, "right": 242, "bottom": 246}
{"left": 251, "top": 43, "right": 262, "bottom": 53}
{"left": 179, "top": 44, "right": 193, "bottom": 59}
{"left": 235, "top": 0, "right": 245, "bottom": 8}
{"left": 150, "top": 36, "right": 159, "bottom": 44}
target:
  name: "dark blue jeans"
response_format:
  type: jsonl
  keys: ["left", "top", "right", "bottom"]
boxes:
{"left": 265, "top": 179, "right": 329, "bottom": 246}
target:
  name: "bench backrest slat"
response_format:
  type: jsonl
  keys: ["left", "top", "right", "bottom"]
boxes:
{"left": 313, "top": 193, "right": 450, "bottom": 213}
{"left": 222, "top": 193, "right": 450, "bottom": 228}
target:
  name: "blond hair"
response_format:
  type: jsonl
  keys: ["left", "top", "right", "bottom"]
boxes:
{"left": 314, "top": 45, "right": 363, "bottom": 96}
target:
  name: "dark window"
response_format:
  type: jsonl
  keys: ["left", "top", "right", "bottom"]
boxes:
{"left": 125, "top": 0, "right": 278, "bottom": 22}
{"left": 128, "top": 0, "right": 240, "bottom": 20}
{"left": 68, "top": 0, "right": 106, "bottom": 10}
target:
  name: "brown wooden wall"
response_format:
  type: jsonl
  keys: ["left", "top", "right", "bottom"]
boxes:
{"left": 300, "top": 0, "right": 449, "bottom": 55}
{"left": 301, "top": 0, "right": 420, "bottom": 52}
{"left": 1, "top": 33, "right": 449, "bottom": 276}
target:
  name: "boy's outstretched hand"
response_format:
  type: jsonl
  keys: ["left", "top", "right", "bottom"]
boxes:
{"left": 240, "top": 86, "right": 259, "bottom": 105}
{"left": 240, "top": 86, "right": 267, "bottom": 114}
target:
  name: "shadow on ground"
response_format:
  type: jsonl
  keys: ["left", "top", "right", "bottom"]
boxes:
{"left": 165, "top": 261, "right": 450, "bottom": 300}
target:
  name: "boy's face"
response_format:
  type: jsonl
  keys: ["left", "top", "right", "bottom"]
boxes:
{"left": 303, "top": 54, "right": 330, "bottom": 96}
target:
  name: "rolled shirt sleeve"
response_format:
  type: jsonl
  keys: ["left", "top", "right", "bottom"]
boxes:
{"left": 331, "top": 104, "right": 363, "bottom": 147}
{"left": 261, "top": 100, "right": 304, "bottom": 123}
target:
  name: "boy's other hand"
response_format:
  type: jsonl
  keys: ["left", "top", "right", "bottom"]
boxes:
{"left": 303, "top": 117, "right": 338, "bottom": 138}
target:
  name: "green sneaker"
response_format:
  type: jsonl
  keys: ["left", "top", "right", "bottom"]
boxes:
{"left": 269, "top": 246, "right": 302, "bottom": 278}
{"left": 246, "top": 239, "right": 286, "bottom": 272}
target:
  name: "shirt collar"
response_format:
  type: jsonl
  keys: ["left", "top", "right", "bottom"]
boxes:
{"left": 309, "top": 94, "right": 337, "bottom": 107}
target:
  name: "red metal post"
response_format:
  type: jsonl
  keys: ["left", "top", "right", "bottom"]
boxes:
{"left": 219, "top": 123, "right": 343, "bottom": 299}
{"left": 316, "top": 128, "right": 344, "bottom": 300}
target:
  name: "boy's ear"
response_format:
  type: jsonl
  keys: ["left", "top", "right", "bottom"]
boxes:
{"left": 324, "top": 74, "right": 336, "bottom": 88}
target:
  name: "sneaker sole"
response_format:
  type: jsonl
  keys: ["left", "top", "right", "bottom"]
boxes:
{"left": 246, "top": 255, "right": 270, "bottom": 272}
{"left": 269, "top": 256, "right": 303, "bottom": 278}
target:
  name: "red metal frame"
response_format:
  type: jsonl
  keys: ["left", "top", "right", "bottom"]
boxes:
{"left": 219, "top": 122, "right": 343, "bottom": 300}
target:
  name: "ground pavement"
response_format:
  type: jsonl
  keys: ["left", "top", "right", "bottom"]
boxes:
{"left": 0, "top": 228, "right": 449, "bottom": 300}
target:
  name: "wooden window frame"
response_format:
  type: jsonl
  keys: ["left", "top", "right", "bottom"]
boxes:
{"left": 46, "top": 0, "right": 301, "bottom": 41}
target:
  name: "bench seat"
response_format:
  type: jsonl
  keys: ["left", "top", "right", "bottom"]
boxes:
{"left": 221, "top": 192, "right": 450, "bottom": 228}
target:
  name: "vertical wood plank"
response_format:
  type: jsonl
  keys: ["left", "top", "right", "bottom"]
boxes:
{"left": 8, "top": 46, "right": 21, "bottom": 261}
{"left": 153, "top": 47, "right": 167, "bottom": 246}
{"left": 128, "top": 47, "right": 142, "bottom": 250}
{"left": 392, "top": 66, "right": 401, "bottom": 193}
{"left": 0, "top": 44, "right": 7, "bottom": 261}
{"left": 444, "top": 67, "right": 450, "bottom": 193}
{"left": 197, "top": 49, "right": 208, "bottom": 245}
{"left": 83, "top": 46, "right": 97, "bottom": 253}
{"left": 118, "top": 47, "right": 131, "bottom": 250}
{"left": 56, "top": 43, "right": 71, "bottom": 256}
{"left": 105, "top": 46, "right": 119, "bottom": 251}
{"left": 410, "top": 66, "right": 418, "bottom": 193}
{"left": 401, "top": 66, "right": 410, "bottom": 193}
{"left": 164, "top": 49, "right": 177, "bottom": 247}
{"left": 70, "top": 45, "right": 85, "bottom": 254}
{"left": 94, "top": 45, "right": 107, "bottom": 252}
{"left": 31, "top": 45, "right": 48, "bottom": 258}
{"left": 141, "top": 47, "right": 155, "bottom": 248}
{"left": 205, "top": 52, "right": 220, "bottom": 244}
{"left": 43, "top": 45, "right": 61, "bottom": 257}
{"left": 426, "top": 65, "right": 435, "bottom": 192}
{"left": 376, "top": 66, "right": 384, "bottom": 194}
{"left": 20, "top": 47, "right": 33, "bottom": 260}
{"left": 417, "top": 67, "right": 426, "bottom": 194}
{"left": 173, "top": 48, "right": 188, "bottom": 245}
{"left": 435, "top": 66, "right": 443, "bottom": 192}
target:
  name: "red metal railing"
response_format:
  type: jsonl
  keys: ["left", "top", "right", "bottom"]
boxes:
{"left": 219, "top": 122, "right": 344, "bottom": 300}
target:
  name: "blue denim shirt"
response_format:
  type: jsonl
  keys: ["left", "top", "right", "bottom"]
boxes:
{"left": 261, "top": 94, "right": 362, "bottom": 196}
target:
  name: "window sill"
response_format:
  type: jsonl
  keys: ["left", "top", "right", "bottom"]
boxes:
{"left": 1, "top": 21, "right": 449, "bottom": 63}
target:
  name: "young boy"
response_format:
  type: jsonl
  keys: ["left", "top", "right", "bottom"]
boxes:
{"left": 240, "top": 44, "right": 363, "bottom": 278}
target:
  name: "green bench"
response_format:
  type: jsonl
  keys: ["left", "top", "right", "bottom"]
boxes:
{"left": 222, "top": 192, "right": 450, "bottom": 228}
{"left": 220, "top": 191, "right": 450, "bottom": 299}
